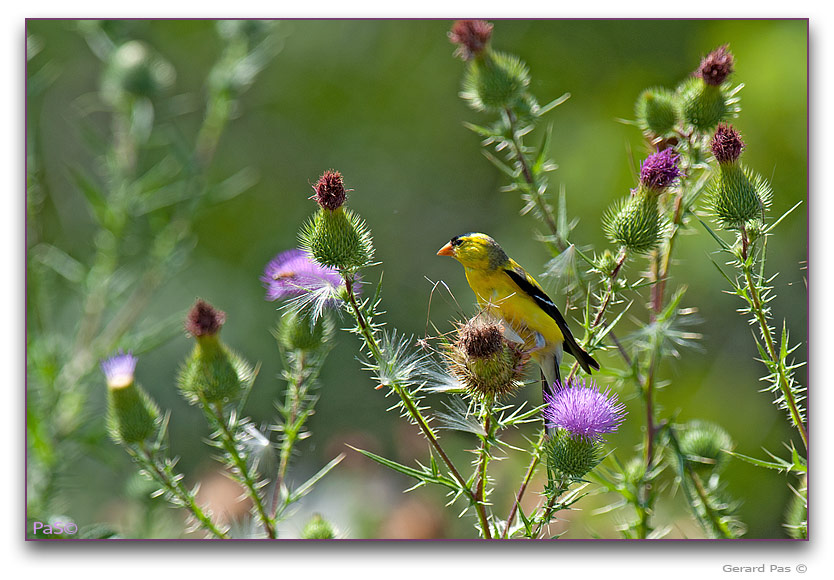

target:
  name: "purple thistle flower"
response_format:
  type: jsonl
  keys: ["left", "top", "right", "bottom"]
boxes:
{"left": 185, "top": 299, "right": 226, "bottom": 337}
{"left": 312, "top": 170, "right": 347, "bottom": 211}
{"left": 261, "top": 249, "right": 345, "bottom": 302}
{"left": 711, "top": 123, "right": 745, "bottom": 164}
{"left": 696, "top": 44, "right": 734, "bottom": 86}
{"left": 101, "top": 350, "right": 137, "bottom": 389}
{"left": 544, "top": 378, "right": 627, "bottom": 440}
{"left": 639, "top": 148, "right": 682, "bottom": 191}
{"left": 449, "top": 20, "right": 493, "bottom": 60}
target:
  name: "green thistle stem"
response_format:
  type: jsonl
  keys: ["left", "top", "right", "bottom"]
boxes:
{"left": 341, "top": 275, "right": 491, "bottom": 537}
{"left": 475, "top": 403, "right": 494, "bottom": 539}
{"left": 207, "top": 401, "right": 277, "bottom": 539}
{"left": 504, "top": 107, "right": 564, "bottom": 249}
{"left": 271, "top": 350, "right": 310, "bottom": 519}
{"left": 501, "top": 429, "right": 546, "bottom": 538}
{"left": 654, "top": 190, "right": 686, "bottom": 313}
{"left": 532, "top": 478, "right": 569, "bottom": 538}
{"left": 503, "top": 248, "right": 627, "bottom": 538}
{"left": 132, "top": 442, "right": 228, "bottom": 539}
{"left": 741, "top": 261, "right": 808, "bottom": 450}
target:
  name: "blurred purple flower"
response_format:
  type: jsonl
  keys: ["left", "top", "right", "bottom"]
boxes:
{"left": 261, "top": 249, "right": 345, "bottom": 302}
{"left": 101, "top": 350, "right": 137, "bottom": 389}
{"left": 544, "top": 378, "right": 626, "bottom": 440}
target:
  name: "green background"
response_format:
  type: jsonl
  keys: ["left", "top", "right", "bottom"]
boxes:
{"left": 26, "top": 19, "right": 807, "bottom": 539}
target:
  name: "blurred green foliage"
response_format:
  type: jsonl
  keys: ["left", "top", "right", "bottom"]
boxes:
{"left": 26, "top": 19, "right": 806, "bottom": 538}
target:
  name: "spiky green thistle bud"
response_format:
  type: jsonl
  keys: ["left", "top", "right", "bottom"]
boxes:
{"left": 677, "top": 45, "right": 737, "bottom": 132}
{"left": 276, "top": 308, "right": 331, "bottom": 352}
{"left": 635, "top": 87, "right": 679, "bottom": 137}
{"left": 677, "top": 76, "right": 732, "bottom": 132}
{"left": 603, "top": 192, "right": 664, "bottom": 254}
{"left": 460, "top": 49, "right": 531, "bottom": 113}
{"left": 178, "top": 300, "right": 254, "bottom": 405}
{"left": 676, "top": 420, "right": 734, "bottom": 476}
{"left": 706, "top": 163, "right": 772, "bottom": 230}
{"left": 545, "top": 429, "right": 604, "bottom": 479}
{"left": 622, "top": 456, "right": 646, "bottom": 486}
{"left": 299, "top": 171, "right": 374, "bottom": 272}
{"left": 705, "top": 124, "right": 772, "bottom": 230}
{"left": 447, "top": 316, "right": 528, "bottom": 399}
{"left": 101, "top": 352, "right": 159, "bottom": 444}
{"left": 301, "top": 513, "right": 336, "bottom": 539}
{"left": 595, "top": 249, "right": 619, "bottom": 277}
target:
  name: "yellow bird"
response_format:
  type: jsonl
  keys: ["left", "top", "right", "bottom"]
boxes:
{"left": 437, "top": 233, "right": 598, "bottom": 397}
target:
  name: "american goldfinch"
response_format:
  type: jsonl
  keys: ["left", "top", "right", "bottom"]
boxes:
{"left": 437, "top": 233, "right": 599, "bottom": 397}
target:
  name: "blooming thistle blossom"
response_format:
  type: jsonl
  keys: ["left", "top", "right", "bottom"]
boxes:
{"left": 101, "top": 350, "right": 138, "bottom": 389}
{"left": 544, "top": 378, "right": 626, "bottom": 440}
{"left": 639, "top": 148, "right": 682, "bottom": 192}
{"left": 261, "top": 249, "right": 345, "bottom": 302}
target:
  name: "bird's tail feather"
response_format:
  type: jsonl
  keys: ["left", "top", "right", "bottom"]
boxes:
{"left": 564, "top": 336, "right": 600, "bottom": 374}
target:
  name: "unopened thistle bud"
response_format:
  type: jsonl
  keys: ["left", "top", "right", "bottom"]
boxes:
{"left": 595, "top": 249, "right": 620, "bottom": 278}
{"left": 102, "top": 351, "right": 159, "bottom": 444}
{"left": 676, "top": 420, "right": 734, "bottom": 476}
{"left": 299, "top": 170, "right": 374, "bottom": 272}
{"left": 678, "top": 45, "right": 736, "bottom": 132}
{"left": 449, "top": 19, "right": 493, "bottom": 61}
{"left": 603, "top": 191, "right": 664, "bottom": 254}
{"left": 276, "top": 308, "right": 330, "bottom": 352}
{"left": 705, "top": 125, "right": 772, "bottom": 230}
{"left": 544, "top": 379, "right": 626, "bottom": 479}
{"left": 301, "top": 513, "right": 337, "bottom": 539}
{"left": 447, "top": 316, "right": 527, "bottom": 399}
{"left": 455, "top": 20, "right": 530, "bottom": 114}
{"left": 178, "top": 300, "right": 254, "bottom": 405}
{"left": 635, "top": 88, "right": 679, "bottom": 137}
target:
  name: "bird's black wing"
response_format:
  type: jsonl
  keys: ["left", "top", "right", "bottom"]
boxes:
{"left": 503, "top": 267, "right": 600, "bottom": 373}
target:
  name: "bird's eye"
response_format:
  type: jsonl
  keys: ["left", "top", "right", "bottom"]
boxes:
{"left": 451, "top": 237, "right": 462, "bottom": 247}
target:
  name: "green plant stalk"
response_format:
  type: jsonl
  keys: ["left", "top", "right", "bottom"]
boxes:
{"left": 341, "top": 275, "right": 491, "bottom": 537}
{"left": 207, "top": 401, "right": 277, "bottom": 539}
{"left": 502, "top": 249, "right": 628, "bottom": 538}
{"left": 502, "top": 428, "right": 545, "bottom": 539}
{"left": 504, "top": 107, "right": 564, "bottom": 249}
{"left": 653, "top": 191, "right": 685, "bottom": 313}
{"left": 532, "top": 477, "right": 570, "bottom": 538}
{"left": 740, "top": 257, "right": 808, "bottom": 450}
{"left": 637, "top": 181, "right": 693, "bottom": 537}
{"left": 132, "top": 442, "right": 228, "bottom": 539}
{"left": 475, "top": 403, "right": 494, "bottom": 539}
{"left": 270, "top": 350, "right": 309, "bottom": 520}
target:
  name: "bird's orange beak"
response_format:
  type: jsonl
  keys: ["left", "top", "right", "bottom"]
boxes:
{"left": 436, "top": 242, "right": 455, "bottom": 257}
